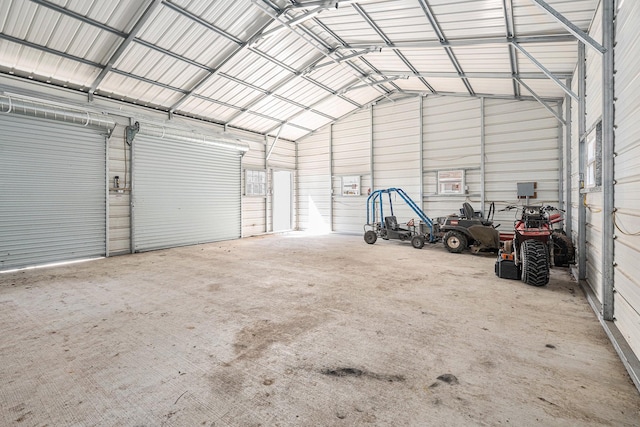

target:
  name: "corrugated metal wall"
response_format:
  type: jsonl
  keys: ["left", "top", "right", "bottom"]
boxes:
{"left": 612, "top": 0, "right": 640, "bottom": 360}
{"left": 297, "top": 128, "right": 331, "bottom": 233}
{"left": 242, "top": 138, "right": 266, "bottom": 237}
{"left": 423, "top": 97, "right": 482, "bottom": 219}
{"left": 132, "top": 135, "right": 242, "bottom": 252}
{"left": 372, "top": 98, "right": 422, "bottom": 224}
{"left": 332, "top": 109, "right": 371, "bottom": 233}
{"left": 297, "top": 96, "right": 561, "bottom": 235}
{"left": 485, "top": 99, "right": 561, "bottom": 228}
{"left": 108, "top": 118, "right": 132, "bottom": 255}
{"left": 0, "top": 114, "right": 106, "bottom": 270}
{"left": 583, "top": 3, "right": 604, "bottom": 299}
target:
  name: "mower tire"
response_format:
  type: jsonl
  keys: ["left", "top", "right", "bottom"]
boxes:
{"left": 551, "top": 232, "right": 574, "bottom": 267}
{"left": 443, "top": 231, "right": 467, "bottom": 253}
{"left": 411, "top": 235, "right": 425, "bottom": 249}
{"left": 520, "top": 239, "right": 550, "bottom": 286}
{"left": 364, "top": 230, "right": 377, "bottom": 245}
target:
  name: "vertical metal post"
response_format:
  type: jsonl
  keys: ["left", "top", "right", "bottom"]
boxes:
{"left": 370, "top": 106, "right": 374, "bottom": 191}
{"left": 329, "top": 123, "right": 334, "bottom": 232}
{"left": 130, "top": 120, "right": 136, "bottom": 253}
{"left": 295, "top": 141, "right": 299, "bottom": 231}
{"left": 419, "top": 97, "right": 424, "bottom": 211}
{"left": 105, "top": 136, "right": 110, "bottom": 257}
{"left": 480, "top": 97, "right": 486, "bottom": 213}
{"left": 265, "top": 135, "right": 269, "bottom": 233}
{"left": 578, "top": 42, "right": 587, "bottom": 280}
{"left": 558, "top": 101, "right": 564, "bottom": 210}
{"left": 564, "top": 79, "right": 573, "bottom": 238}
{"left": 601, "top": 0, "right": 615, "bottom": 320}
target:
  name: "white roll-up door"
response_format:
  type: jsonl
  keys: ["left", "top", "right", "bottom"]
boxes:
{"left": 0, "top": 114, "right": 106, "bottom": 270}
{"left": 132, "top": 130, "right": 244, "bottom": 252}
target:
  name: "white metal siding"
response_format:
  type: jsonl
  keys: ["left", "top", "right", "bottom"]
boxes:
{"left": 423, "top": 96, "right": 482, "bottom": 218}
{"left": 612, "top": 0, "right": 640, "bottom": 357}
{"left": 484, "top": 99, "right": 561, "bottom": 230}
{"left": 372, "top": 98, "right": 421, "bottom": 223}
{"left": 132, "top": 134, "right": 242, "bottom": 252}
{"left": 332, "top": 109, "right": 371, "bottom": 233}
{"left": 297, "top": 128, "right": 331, "bottom": 232}
{"left": 586, "top": 3, "right": 603, "bottom": 130}
{"left": 242, "top": 138, "right": 266, "bottom": 237}
{"left": 0, "top": 114, "right": 106, "bottom": 270}
{"left": 108, "top": 117, "right": 132, "bottom": 255}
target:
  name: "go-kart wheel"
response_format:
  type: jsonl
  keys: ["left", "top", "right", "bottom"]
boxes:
{"left": 364, "top": 230, "right": 377, "bottom": 244}
{"left": 411, "top": 235, "right": 425, "bottom": 249}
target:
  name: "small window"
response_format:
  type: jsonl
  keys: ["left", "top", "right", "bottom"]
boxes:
{"left": 245, "top": 169, "right": 266, "bottom": 196}
{"left": 585, "top": 122, "right": 602, "bottom": 188}
{"left": 437, "top": 170, "right": 465, "bottom": 195}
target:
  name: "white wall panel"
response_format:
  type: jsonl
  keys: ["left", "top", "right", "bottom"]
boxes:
{"left": 332, "top": 110, "right": 371, "bottom": 233}
{"left": 484, "top": 99, "right": 561, "bottom": 230}
{"left": 586, "top": 2, "right": 603, "bottom": 130}
{"left": 242, "top": 138, "right": 266, "bottom": 237}
{"left": 612, "top": 0, "right": 640, "bottom": 358}
{"left": 108, "top": 117, "right": 132, "bottom": 255}
{"left": 297, "top": 128, "right": 331, "bottom": 232}
{"left": 423, "top": 96, "right": 482, "bottom": 218}
{"left": 372, "top": 98, "right": 421, "bottom": 224}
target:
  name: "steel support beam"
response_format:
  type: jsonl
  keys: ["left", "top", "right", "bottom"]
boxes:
{"left": 480, "top": 97, "right": 486, "bottom": 213}
{"left": 502, "top": 0, "right": 521, "bottom": 97}
{"left": 417, "top": 0, "right": 474, "bottom": 95}
{"left": 89, "top": 0, "right": 163, "bottom": 99}
{"left": 577, "top": 42, "right": 587, "bottom": 280}
{"left": 530, "top": 0, "right": 606, "bottom": 54}
{"left": 564, "top": 79, "right": 573, "bottom": 238}
{"left": 337, "top": 34, "right": 577, "bottom": 51}
{"left": 375, "top": 71, "right": 573, "bottom": 80}
{"left": 352, "top": 3, "right": 436, "bottom": 93}
{"left": 601, "top": 0, "right": 615, "bottom": 321}
{"left": 512, "top": 42, "right": 579, "bottom": 102}
{"left": 515, "top": 78, "right": 566, "bottom": 125}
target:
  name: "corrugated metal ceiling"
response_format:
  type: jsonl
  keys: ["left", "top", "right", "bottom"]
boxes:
{"left": 0, "top": 0, "right": 600, "bottom": 140}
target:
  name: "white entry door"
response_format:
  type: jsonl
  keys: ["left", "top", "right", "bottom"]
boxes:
{"left": 273, "top": 170, "right": 292, "bottom": 232}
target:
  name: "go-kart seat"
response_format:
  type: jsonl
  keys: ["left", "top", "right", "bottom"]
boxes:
{"left": 385, "top": 216, "right": 399, "bottom": 230}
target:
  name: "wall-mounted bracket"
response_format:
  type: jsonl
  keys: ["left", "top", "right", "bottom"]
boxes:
{"left": 125, "top": 121, "right": 140, "bottom": 145}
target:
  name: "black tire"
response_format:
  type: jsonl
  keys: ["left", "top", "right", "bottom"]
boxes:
{"left": 443, "top": 231, "right": 467, "bottom": 253}
{"left": 520, "top": 239, "right": 550, "bottom": 286}
{"left": 551, "top": 232, "right": 574, "bottom": 267}
{"left": 411, "top": 235, "right": 425, "bottom": 249}
{"left": 364, "top": 230, "right": 377, "bottom": 244}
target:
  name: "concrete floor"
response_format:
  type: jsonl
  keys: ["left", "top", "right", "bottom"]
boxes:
{"left": 1, "top": 233, "right": 639, "bottom": 426}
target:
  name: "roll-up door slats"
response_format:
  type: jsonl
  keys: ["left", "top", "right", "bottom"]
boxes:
{"left": 132, "top": 134, "right": 242, "bottom": 252}
{"left": 0, "top": 114, "right": 106, "bottom": 270}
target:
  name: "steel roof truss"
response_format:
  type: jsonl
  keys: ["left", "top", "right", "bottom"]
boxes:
{"left": 515, "top": 77, "right": 565, "bottom": 125}
{"left": 502, "top": 0, "right": 521, "bottom": 98}
{"left": 416, "top": 0, "right": 473, "bottom": 95}
{"left": 511, "top": 41, "right": 578, "bottom": 101}
{"left": 530, "top": 0, "right": 605, "bottom": 54}
{"left": 88, "top": 0, "right": 163, "bottom": 100}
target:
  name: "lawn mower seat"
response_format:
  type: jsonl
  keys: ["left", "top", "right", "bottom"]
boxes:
{"left": 462, "top": 202, "right": 475, "bottom": 220}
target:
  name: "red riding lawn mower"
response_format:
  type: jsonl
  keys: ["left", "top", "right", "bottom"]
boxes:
{"left": 495, "top": 205, "right": 575, "bottom": 286}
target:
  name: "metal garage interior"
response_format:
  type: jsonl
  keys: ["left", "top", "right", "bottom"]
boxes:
{"left": 1, "top": 0, "right": 640, "bottom": 425}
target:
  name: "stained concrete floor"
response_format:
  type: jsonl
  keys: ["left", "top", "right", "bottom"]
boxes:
{"left": 1, "top": 233, "right": 639, "bottom": 426}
